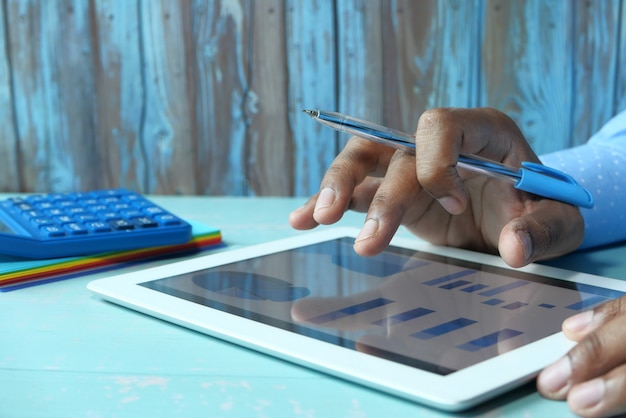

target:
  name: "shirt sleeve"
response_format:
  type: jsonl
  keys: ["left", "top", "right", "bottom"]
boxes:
{"left": 539, "top": 109, "right": 626, "bottom": 249}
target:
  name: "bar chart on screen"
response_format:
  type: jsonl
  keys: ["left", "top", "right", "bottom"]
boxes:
{"left": 296, "top": 256, "right": 621, "bottom": 373}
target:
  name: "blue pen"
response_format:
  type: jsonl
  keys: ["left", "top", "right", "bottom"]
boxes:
{"left": 303, "top": 109, "right": 594, "bottom": 209}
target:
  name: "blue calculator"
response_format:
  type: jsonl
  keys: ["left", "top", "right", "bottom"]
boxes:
{"left": 0, "top": 189, "right": 192, "bottom": 259}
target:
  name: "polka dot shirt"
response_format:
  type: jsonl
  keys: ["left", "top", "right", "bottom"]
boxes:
{"left": 541, "top": 110, "right": 626, "bottom": 249}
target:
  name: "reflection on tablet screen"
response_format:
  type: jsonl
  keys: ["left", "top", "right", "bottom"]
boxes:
{"left": 140, "top": 238, "right": 623, "bottom": 375}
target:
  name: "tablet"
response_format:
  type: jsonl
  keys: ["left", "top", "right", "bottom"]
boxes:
{"left": 87, "top": 227, "right": 626, "bottom": 411}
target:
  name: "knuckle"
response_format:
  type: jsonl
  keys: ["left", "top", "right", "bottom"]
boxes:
{"left": 570, "top": 332, "right": 606, "bottom": 377}
{"left": 389, "top": 148, "right": 414, "bottom": 164}
{"left": 417, "top": 165, "right": 460, "bottom": 198}
{"left": 370, "top": 191, "right": 403, "bottom": 219}
{"left": 596, "top": 296, "right": 626, "bottom": 321}
{"left": 324, "top": 163, "right": 347, "bottom": 178}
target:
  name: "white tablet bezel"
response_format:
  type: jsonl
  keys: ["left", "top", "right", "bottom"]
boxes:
{"left": 87, "top": 227, "right": 626, "bottom": 411}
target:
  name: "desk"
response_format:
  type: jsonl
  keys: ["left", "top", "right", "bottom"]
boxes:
{"left": 2, "top": 196, "right": 625, "bottom": 418}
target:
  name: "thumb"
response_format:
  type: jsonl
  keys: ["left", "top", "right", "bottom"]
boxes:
{"left": 498, "top": 202, "right": 584, "bottom": 268}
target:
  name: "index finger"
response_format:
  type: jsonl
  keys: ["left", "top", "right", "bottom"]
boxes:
{"left": 293, "top": 137, "right": 396, "bottom": 227}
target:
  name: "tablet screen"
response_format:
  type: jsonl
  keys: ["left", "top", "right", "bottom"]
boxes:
{"left": 140, "top": 237, "right": 623, "bottom": 375}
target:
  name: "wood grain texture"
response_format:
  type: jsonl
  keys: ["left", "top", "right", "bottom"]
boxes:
{"left": 482, "top": 0, "right": 622, "bottom": 152}
{"left": 571, "top": 0, "right": 622, "bottom": 145}
{"left": 92, "top": 0, "right": 146, "bottom": 193}
{"left": 381, "top": 0, "right": 484, "bottom": 134}
{"left": 616, "top": 1, "right": 626, "bottom": 114}
{"left": 245, "top": 0, "right": 291, "bottom": 196}
{"left": 336, "top": 0, "right": 383, "bottom": 147}
{"left": 287, "top": 0, "right": 337, "bottom": 196}
{"left": 0, "top": 1, "right": 19, "bottom": 191}
{"left": 6, "top": 0, "right": 99, "bottom": 192}
{"left": 0, "top": 0, "right": 623, "bottom": 196}
{"left": 140, "top": 0, "right": 197, "bottom": 194}
{"left": 482, "top": 0, "right": 577, "bottom": 155}
{"left": 191, "top": 0, "right": 250, "bottom": 196}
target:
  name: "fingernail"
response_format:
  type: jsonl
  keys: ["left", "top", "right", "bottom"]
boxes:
{"left": 538, "top": 356, "right": 572, "bottom": 397}
{"left": 569, "top": 378, "right": 605, "bottom": 410}
{"left": 314, "top": 187, "right": 336, "bottom": 213}
{"left": 516, "top": 229, "right": 533, "bottom": 263}
{"left": 356, "top": 218, "right": 379, "bottom": 242}
{"left": 563, "top": 310, "right": 594, "bottom": 334}
{"left": 438, "top": 197, "right": 462, "bottom": 214}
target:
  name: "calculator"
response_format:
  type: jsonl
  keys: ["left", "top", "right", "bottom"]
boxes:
{"left": 0, "top": 189, "right": 192, "bottom": 259}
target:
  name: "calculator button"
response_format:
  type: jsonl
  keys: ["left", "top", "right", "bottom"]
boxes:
{"left": 40, "top": 225, "right": 65, "bottom": 237}
{"left": 64, "top": 223, "right": 88, "bottom": 235}
{"left": 143, "top": 206, "right": 164, "bottom": 216}
{"left": 67, "top": 206, "right": 87, "bottom": 215}
{"left": 31, "top": 217, "right": 54, "bottom": 227}
{"left": 56, "top": 200, "right": 75, "bottom": 207}
{"left": 101, "top": 197, "right": 121, "bottom": 204}
{"left": 133, "top": 216, "right": 158, "bottom": 228}
{"left": 130, "top": 200, "right": 151, "bottom": 209}
{"left": 123, "top": 194, "right": 141, "bottom": 202}
{"left": 110, "top": 203, "right": 131, "bottom": 211}
{"left": 23, "top": 210, "right": 42, "bottom": 218}
{"left": 35, "top": 202, "right": 54, "bottom": 210}
{"left": 25, "top": 194, "right": 45, "bottom": 202}
{"left": 99, "top": 211, "right": 121, "bottom": 220}
{"left": 88, "top": 204, "right": 108, "bottom": 213}
{"left": 76, "top": 214, "right": 98, "bottom": 222}
{"left": 85, "top": 221, "right": 112, "bottom": 232}
{"left": 47, "top": 194, "right": 66, "bottom": 201}
{"left": 16, "top": 203, "right": 35, "bottom": 211}
{"left": 46, "top": 208, "right": 64, "bottom": 216}
{"left": 53, "top": 215, "right": 74, "bottom": 224}
{"left": 154, "top": 214, "right": 181, "bottom": 225}
{"left": 108, "top": 219, "right": 135, "bottom": 231}
{"left": 123, "top": 210, "right": 143, "bottom": 218}
{"left": 78, "top": 198, "right": 99, "bottom": 206}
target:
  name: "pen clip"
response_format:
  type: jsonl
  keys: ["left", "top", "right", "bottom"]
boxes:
{"left": 515, "top": 162, "right": 594, "bottom": 208}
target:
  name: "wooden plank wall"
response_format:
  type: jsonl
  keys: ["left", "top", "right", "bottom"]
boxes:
{"left": 0, "top": 0, "right": 623, "bottom": 196}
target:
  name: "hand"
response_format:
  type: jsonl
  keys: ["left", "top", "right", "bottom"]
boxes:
{"left": 538, "top": 296, "right": 626, "bottom": 417}
{"left": 289, "top": 108, "right": 584, "bottom": 267}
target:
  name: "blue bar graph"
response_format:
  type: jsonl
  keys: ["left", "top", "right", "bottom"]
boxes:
{"left": 412, "top": 317, "right": 477, "bottom": 340}
{"left": 372, "top": 307, "right": 434, "bottom": 326}
{"left": 566, "top": 295, "right": 608, "bottom": 311}
{"left": 461, "top": 284, "right": 489, "bottom": 293}
{"left": 458, "top": 329, "right": 524, "bottom": 352}
{"left": 439, "top": 280, "right": 472, "bottom": 290}
{"left": 479, "top": 281, "right": 528, "bottom": 297}
{"left": 423, "top": 270, "right": 475, "bottom": 286}
{"left": 483, "top": 298, "right": 504, "bottom": 306}
{"left": 502, "top": 301, "right": 528, "bottom": 310}
{"left": 307, "top": 298, "right": 394, "bottom": 324}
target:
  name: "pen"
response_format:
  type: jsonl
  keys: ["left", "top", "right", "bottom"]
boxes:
{"left": 303, "top": 109, "right": 594, "bottom": 208}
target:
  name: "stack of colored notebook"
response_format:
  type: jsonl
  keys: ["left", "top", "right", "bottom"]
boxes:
{"left": 0, "top": 221, "right": 223, "bottom": 291}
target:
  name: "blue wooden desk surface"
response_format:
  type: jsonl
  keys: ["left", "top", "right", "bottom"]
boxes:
{"left": 2, "top": 196, "right": 626, "bottom": 418}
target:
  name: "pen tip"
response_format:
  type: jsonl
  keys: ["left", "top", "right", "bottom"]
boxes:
{"left": 302, "top": 109, "right": 318, "bottom": 117}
